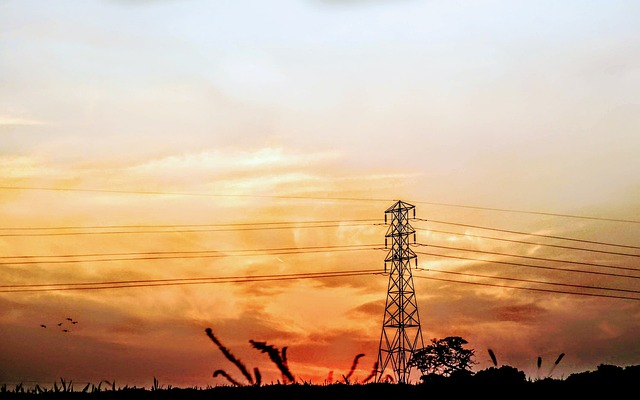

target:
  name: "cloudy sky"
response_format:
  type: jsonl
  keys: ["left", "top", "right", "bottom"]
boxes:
{"left": 1, "top": 0, "right": 639, "bottom": 388}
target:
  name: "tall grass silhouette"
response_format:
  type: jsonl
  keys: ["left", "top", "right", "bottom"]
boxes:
{"left": 488, "top": 349, "right": 498, "bottom": 367}
{"left": 206, "top": 328, "right": 385, "bottom": 386}
{"left": 342, "top": 353, "right": 365, "bottom": 383}
{"left": 205, "top": 328, "right": 254, "bottom": 385}
{"left": 362, "top": 360, "right": 378, "bottom": 383}
{"left": 253, "top": 368, "right": 262, "bottom": 387}
{"left": 249, "top": 340, "right": 295, "bottom": 383}
{"left": 537, "top": 356, "right": 542, "bottom": 379}
{"left": 282, "top": 347, "right": 289, "bottom": 370}
{"left": 205, "top": 328, "right": 298, "bottom": 385}
{"left": 213, "top": 370, "right": 242, "bottom": 387}
{"left": 487, "top": 348, "right": 565, "bottom": 380}
{"left": 547, "top": 353, "right": 565, "bottom": 377}
{"left": 325, "top": 370, "right": 333, "bottom": 384}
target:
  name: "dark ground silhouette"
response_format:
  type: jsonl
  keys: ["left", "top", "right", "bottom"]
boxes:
{"left": 1, "top": 364, "right": 637, "bottom": 399}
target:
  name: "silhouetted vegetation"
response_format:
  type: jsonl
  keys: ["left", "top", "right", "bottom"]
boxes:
{"left": 1, "top": 364, "right": 638, "bottom": 399}
{"left": 409, "top": 336, "right": 476, "bottom": 377}
{"left": 1, "top": 330, "right": 636, "bottom": 398}
{"left": 1, "top": 365, "right": 638, "bottom": 399}
{"left": 205, "top": 328, "right": 255, "bottom": 385}
{"left": 249, "top": 340, "right": 294, "bottom": 384}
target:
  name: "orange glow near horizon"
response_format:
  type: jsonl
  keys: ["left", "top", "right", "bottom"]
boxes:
{"left": 1, "top": 151, "right": 637, "bottom": 387}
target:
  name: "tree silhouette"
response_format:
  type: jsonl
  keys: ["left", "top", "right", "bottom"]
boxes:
{"left": 409, "top": 336, "right": 476, "bottom": 378}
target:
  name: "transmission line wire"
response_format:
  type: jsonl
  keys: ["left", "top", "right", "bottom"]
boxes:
{"left": 0, "top": 219, "right": 379, "bottom": 231}
{"left": 413, "top": 274, "right": 640, "bottom": 301}
{"left": 0, "top": 269, "right": 382, "bottom": 293}
{"left": 414, "top": 244, "right": 639, "bottom": 272}
{"left": 0, "top": 244, "right": 382, "bottom": 266}
{"left": 1, "top": 185, "right": 637, "bottom": 223}
{"left": 408, "top": 200, "right": 640, "bottom": 224}
{"left": 0, "top": 244, "right": 381, "bottom": 260}
{"left": 415, "top": 251, "right": 640, "bottom": 280}
{"left": 0, "top": 186, "right": 390, "bottom": 203}
{"left": 412, "top": 218, "right": 640, "bottom": 250}
{"left": 0, "top": 222, "right": 376, "bottom": 237}
{"left": 415, "top": 268, "right": 640, "bottom": 295}
{"left": 415, "top": 228, "right": 640, "bottom": 258}
{"left": 3, "top": 265, "right": 637, "bottom": 301}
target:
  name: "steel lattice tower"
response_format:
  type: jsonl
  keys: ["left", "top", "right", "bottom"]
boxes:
{"left": 376, "top": 200, "right": 424, "bottom": 384}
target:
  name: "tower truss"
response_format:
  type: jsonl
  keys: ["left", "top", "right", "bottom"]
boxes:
{"left": 376, "top": 200, "right": 424, "bottom": 383}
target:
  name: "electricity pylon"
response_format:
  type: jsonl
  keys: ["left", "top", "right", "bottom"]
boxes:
{"left": 376, "top": 200, "right": 424, "bottom": 384}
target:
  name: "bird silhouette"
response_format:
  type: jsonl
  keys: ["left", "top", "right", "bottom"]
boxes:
{"left": 62, "top": 329, "right": 69, "bottom": 333}
{"left": 72, "top": 321, "right": 78, "bottom": 324}
{"left": 57, "top": 323, "right": 63, "bottom": 326}
{"left": 66, "top": 318, "right": 73, "bottom": 322}
{"left": 40, "top": 324, "right": 46, "bottom": 328}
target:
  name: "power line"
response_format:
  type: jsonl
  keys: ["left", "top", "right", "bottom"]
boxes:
{"left": 416, "top": 268, "right": 640, "bottom": 295}
{"left": 0, "top": 222, "right": 377, "bottom": 237}
{"left": 0, "top": 244, "right": 382, "bottom": 266}
{"left": 2, "top": 185, "right": 637, "bottom": 224}
{"left": 4, "top": 265, "right": 638, "bottom": 301}
{"left": 7, "top": 244, "right": 635, "bottom": 289}
{"left": 415, "top": 251, "right": 640, "bottom": 280}
{"left": 415, "top": 244, "right": 639, "bottom": 272}
{"left": 415, "top": 228, "right": 640, "bottom": 258}
{"left": 0, "top": 186, "right": 391, "bottom": 203}
{"left": 0, "top": 244, "right": 381, "bottom": 260}
{"left": 0, "top": 269, "right": 382, "bottom": 293}
{"left": 408, "top": 201, "right": 640, "bottom": 224}
{"left": 0, "top": 219, "right": 379, "bottom": 231}
{"left": 1, "top": 269, "right": 379, "bottom": 288}
{"left": 414, "top": 218, "right": 640, "bottom": 250}
{"left": 413, "top": 274, "right": 640, "bottom": 301}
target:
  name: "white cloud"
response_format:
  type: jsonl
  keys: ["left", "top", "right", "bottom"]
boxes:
{"left": 127, "top": 147, "right": 342, "bottom": 176}
{"left": 0, "top": 115, "right": 45, "bottom": 126}
{"left": 0, "top": 156, "right": 71, "bottom": 179}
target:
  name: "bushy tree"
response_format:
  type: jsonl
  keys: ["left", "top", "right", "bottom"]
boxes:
{"left": 409, "top": 336, "right": 476, "bottom": 377}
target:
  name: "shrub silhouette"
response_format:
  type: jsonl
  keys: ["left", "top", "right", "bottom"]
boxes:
{"left": 474, "top": 365, "right": 527, "bottom": 385}
{"left": 565, "top": 364, "right": 638, "bottom": 386}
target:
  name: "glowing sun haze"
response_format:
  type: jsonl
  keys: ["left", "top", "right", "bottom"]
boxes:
{"left": 1, "top": 0, "right": 639, "bottom": 388}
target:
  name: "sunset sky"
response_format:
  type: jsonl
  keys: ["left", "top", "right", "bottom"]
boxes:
{"left": 1, "top": 0, "right": 639, "bottom": 388}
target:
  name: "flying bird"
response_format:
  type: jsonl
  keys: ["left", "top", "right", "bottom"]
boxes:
{"left": 72, "top": 321, "right": 78, "bottom": 324}
{"left": 62, "top": 329, "right": 69, "bottom": 333}
{"left": 40, "top": 324, "right": 46, "bottom": 328}
{"left": 66, "top": 318, "right": 73, "bottom": 322}
{"left": 57, "top": 322, "right": 63, "bottom": 326}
